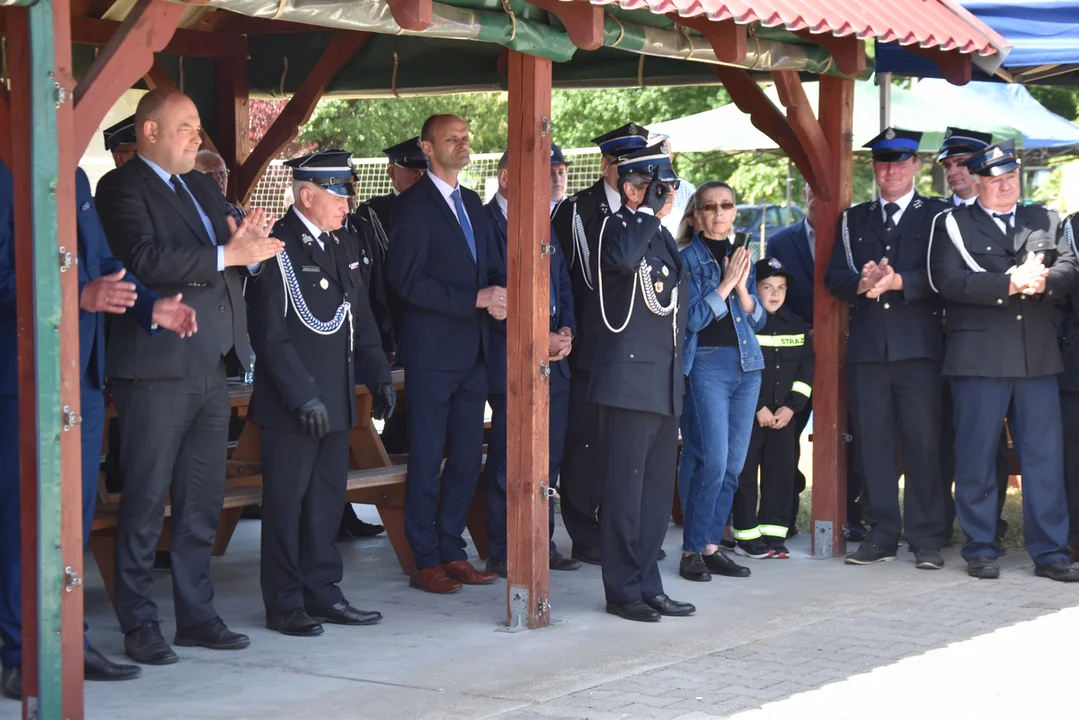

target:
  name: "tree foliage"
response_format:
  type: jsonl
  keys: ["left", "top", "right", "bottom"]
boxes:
{"left": 249, "top": 99, "right": 318, "bottom": 157}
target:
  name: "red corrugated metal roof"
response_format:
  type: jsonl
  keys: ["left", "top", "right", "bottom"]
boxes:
{"left": 588, "top": 0, "right": 1008, "bottom": 58}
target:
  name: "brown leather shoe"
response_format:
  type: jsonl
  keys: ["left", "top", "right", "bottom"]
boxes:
{"left": 409, "top": 566, "right": 462, "bottom": 594}
{"left": 442, "top": 560, "right": 499, "bottom": 585}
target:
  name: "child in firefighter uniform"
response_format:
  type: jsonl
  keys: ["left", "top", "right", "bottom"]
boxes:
{"left": 732, "top": 258, "right": 814, "bottom": 559}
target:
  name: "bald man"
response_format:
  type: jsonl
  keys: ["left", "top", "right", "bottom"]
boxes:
{"left": 95, "top": 89, "right": 283, "bottom": 665}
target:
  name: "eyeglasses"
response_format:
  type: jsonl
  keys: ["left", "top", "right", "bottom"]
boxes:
{"left": 699, "top": 201, "right": 736, "bottom": 213}
{"left": 203, "top": 168, "right": 229, "bottom": 179}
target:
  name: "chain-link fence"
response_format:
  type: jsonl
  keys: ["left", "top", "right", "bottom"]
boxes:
{"left": 249, "top": 148, "right": 605, "bottom": 217}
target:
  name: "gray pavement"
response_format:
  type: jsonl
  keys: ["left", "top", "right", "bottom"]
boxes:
{"left": 2, "top": 507, "right": 1076, "bottom": 719}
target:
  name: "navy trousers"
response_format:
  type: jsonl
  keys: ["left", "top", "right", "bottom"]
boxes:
{"left": 559, "top": 369, "right": 603, "bottom": 551}
{"left": 485, "top": 374, "right": 571, "bottom": 561}
{"left": 0, "top": 386, "right": 103, "bottom": 668}
{"left": 404, "top": 362, "right": 487, "bottom": 570}
{"left": 1062, "top": 390, "right": 1079, "bottom": 548}
{"left": 951, "top": 375, "right": 1070, "bottom": 565}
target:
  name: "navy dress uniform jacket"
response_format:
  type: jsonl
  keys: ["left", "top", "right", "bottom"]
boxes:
{"left": 929, "top": 203, "right": 1079, "bottom": 378}
{"left": 386, "top": 173, "right": 505, "bottom": 371}
{"left": 765, "top": 220, "right": 815, "bottom": 325}
{"left": 345, "top": 206, "right": 397, "bottom": 354}
{"left": 95, "top": 156, "right": 252, "bottom": 380}
{"left": 551, "top": 178, "right": 616, "bottom": 372}
{"left": 589, "top": 207, "right": 688, "bottom": 417}
{"left": 825, "top": 194, "right": 947, "bottom": 364}
{"left": 247, "top": 208, "right": 391, "bottom": 433}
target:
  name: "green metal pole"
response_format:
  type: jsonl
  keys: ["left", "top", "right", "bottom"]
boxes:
{"left": 26, "top": 0, "right": 64, "bottom": 716}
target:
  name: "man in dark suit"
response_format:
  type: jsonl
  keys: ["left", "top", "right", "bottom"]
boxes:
{"left": 930, "top": 140, "right": 1079, "bottom": 582}
{"left": 591, "top": 145, "right": 693, "bottom": 622}
{"left": 1, "top": 161, "right": 199, "bottom": 697}
{"left": 550, "top": 123, "right": 650, "bottom": 566}
{"left": 825, "top": 128, "right": 948, "bottom": 570}
{"left": 768, "top": 186, "right": 867, "bottom": 541}
{"left": 102, "top": 114, "right": 137, "bottom": 168}
{"left": 95, "top": 88, "right": 284, "bottom": 664}
{"left": 481, "top": 152, "right": 581, "bottom": 578}
{"left": 934, "top": 128, "right": 1012, "bottom": 549}
{"left": 386, "top": 114, "right": 506, "bottom": 593}
{"left": 248, "top": 150, "right": 395, "bottom": 636}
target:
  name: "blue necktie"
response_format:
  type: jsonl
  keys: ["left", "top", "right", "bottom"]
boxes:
{"left": 451, "top": 188, "right": 477, "bottom": 262}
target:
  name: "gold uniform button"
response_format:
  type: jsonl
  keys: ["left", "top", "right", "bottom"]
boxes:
{"left": 996, "top": 299, "right": 1003, "bottom": 305}
{"left": 320, "top": 278, "right": 329, "bottom": 290}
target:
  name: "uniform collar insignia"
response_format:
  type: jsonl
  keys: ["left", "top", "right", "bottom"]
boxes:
{"left": 301, "top": 233, "right": 314, "bottom": 245}
{"left": 869, "top": 201, "right": 880, "bottom": 211}
{"left": 912, "top": 198, "right": 923, "bottom": 209}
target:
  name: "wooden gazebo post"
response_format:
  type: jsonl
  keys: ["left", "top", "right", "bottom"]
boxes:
{"left": 504, "top": 49, "right": 553, "bottom": 630}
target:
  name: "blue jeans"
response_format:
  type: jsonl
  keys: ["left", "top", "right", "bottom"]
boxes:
{"left": 679, "top": 347, "right": 762, "bottom": 553}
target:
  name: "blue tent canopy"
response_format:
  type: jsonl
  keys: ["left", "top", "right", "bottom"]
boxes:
{"left": 876, "top": 1, "right": 1079, "bottom": 85}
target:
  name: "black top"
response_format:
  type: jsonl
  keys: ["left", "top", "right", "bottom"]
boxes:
{"left": 696, "top": 235, "right": 739, "bottom": 348}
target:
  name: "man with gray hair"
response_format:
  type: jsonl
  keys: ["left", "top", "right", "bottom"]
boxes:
{"left": 195, "top": 148, "right": 246, "bottom": 227}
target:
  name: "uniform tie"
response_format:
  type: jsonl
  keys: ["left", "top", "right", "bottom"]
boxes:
{"left": 451, "top": 188, "right": 477, "bottom": 262}
{"left": 884, "top": 202, "right": 900, "bottom": 232}
{"left": 992, "top": 212, "right": 1014, "bottom": 229}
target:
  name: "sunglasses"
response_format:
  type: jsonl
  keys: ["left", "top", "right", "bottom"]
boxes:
{"left": 699, "top": 201, "right": 736, "bottom": 213}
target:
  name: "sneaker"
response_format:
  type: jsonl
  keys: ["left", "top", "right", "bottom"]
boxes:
{"left": 914, "top": 549, "right": 944, "bottom": 570}
{"left": 735, "top": 539, "right": 775, "bottom": 559}
{"left": 844, "top": 542, "right": 896, "bottom": 565}
{"left": 768, "top": 543, "right": 790, "bottom": 559}
{"left": 703, "top": 550, "right": 750, "bottom": 577}
{"left": 679, "top": 553, "right": 712, "bottom": 582}
{"left": 719, "top": 538, "right": 736, "bottom": 550}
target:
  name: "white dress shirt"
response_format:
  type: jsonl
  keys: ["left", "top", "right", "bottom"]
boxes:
{"left": 427, "top": 171, "right": 463, "bottom": 222}
{"left": 952, "top": 193, "right": 978, "bottom": 207}
{"left": 880, "top": 186, "right": 916, "bottom": 226}
{"left": 977, "top": 200, "right": 1017, "bottom": 234}
{"left": 495, "top": 191, "right": 508, "bottom": 219}
{"left": 603, "top": 180, "right": 623, "bottom": 214}
{"left": 292, "top": 207, "right": 326, "bottom": 250}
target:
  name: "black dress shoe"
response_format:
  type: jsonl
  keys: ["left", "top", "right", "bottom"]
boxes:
{"left": 1035, "top": 560, "right": 1079, "bottom": 582}
{"left": 1, "top": 664, "right": 21, "bottom": 700}
{"left": 174, "top": 617, "right": 250, "bottom": 650}
{"left": 308, "top": 601, "right": 382, "bottom": 626}
{"left": 571, "top": 545, "right": 603, "bottom": 566}
{"left": 844, "top": 542, "right": 896, "bottom": 565}
{"left": 344, "top": 515, "right": 385, "bottom": 538}
{"left": 605, "top": 599, "right": 661, "bottom": 623}
{"left": 914, "top": 549, "right": 944, "bottom": 570}
{"left": 549, "top": 549, "right": 581, "bottom": 571}
{"left": 657, "top": 548, "right": 667, "bottom": 561}
{"left": 84, "top": 647, "right": 141, "bottom": 682}
{"left": 703, "top": 551, "right": 750, "bottom": 577}
{"left": 267, "top": 609, "right": 324, "bottom": 637}
{"left": 486, "top": 557, "right": 508, "bottom": 578}
{"left": 679, "top": 553, "right": 712, "bottom": 582}
{"left": 967, "top": 556, "right": 1000, "bottom": 579}
{"left": 644, "top": 594, "right": 696, "bottom": 617}
{"left": 125, "top": 622, "right": 179, "bottom": 665}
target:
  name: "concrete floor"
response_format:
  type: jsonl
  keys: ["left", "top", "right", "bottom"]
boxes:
{"left": 2, "top": 506, "right": 1076, "bottom": 720}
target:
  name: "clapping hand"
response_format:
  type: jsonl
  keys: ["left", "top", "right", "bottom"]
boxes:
{"left": 152, "top": 293, "right": 198, "bottom": 338}
{"left": 1010, "top": 252, "right": 1049, "bottom": 296}
{"left": 81, "top": 269, "right": 137, "bottom": 314}
{"left": 223, "top": 208, "right": 284, "bottom": 267}
{"left": 719, "top": 246, "right": 751, "bottom": 299}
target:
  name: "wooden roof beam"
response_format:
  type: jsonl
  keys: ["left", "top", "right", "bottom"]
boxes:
{"left": 529, "top": 0, "right": 604, "bottom": 51}
{"left": 387, "top": 0, "right": 432, "bottom": 31}
{"left": 907, "top": 45, "right": 973, "bottom": 86}
{"left": 669, "top": 15, "right": 746, "bottom": 64}
{"left": 793, "top": 30, "right": 865, "bottom": 76}
{"left": 235, "top": 31, "right": 372, "bottom": 205}
{"left": 72, "top": 0, "right": 186, "bottom": 158}
{"left": 711, "top": 65, "right": 821, "bottom": 196}
{"left": 771, "top": 69, "right": 836, "bottom": 199}
{"left": 0, "top": 86, "right": 10, "bottom": 168}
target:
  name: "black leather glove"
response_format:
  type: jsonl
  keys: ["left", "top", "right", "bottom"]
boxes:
{"left": 372, "top": 382, "right": 396, "bottom": 421}
{"left": 643, "top": 169, "right": 669, "bottom": 214}
{"left": 296, "top": 397, "right": 330, "bottom": 439}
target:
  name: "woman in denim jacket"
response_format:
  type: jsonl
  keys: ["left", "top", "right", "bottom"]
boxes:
{"left": 676, "top": 181, "right": 768, "bottom": 582}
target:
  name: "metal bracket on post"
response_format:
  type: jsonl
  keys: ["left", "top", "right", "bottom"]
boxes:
{"left": 61, "top": 405, "right": 81, "bottom": 432}
{"left": 539, "top": 483, "right": 555, "bottom": 501}
{"left": 539, "top": 361, "right": 551, "bottom": 380}
{"left": 63, "top": 566, "right": 82, "bottom": 593}
{"left": 814, "top": 520, "right": 834, "bottom": 558}
{"left": 58, "top": 246, "right": 74, "bottom": 272}
{"left": 53, "top": 79, "right": 69, "bottom": 109}
{"left": 506, "top": 585, "right": 530, "bottom": 632}
{"left": 540, "top": 116, "right": 553, "bottom": 137}
{"left": 842, "top": 433, "right": 853, "bottom": 445}
{"left": 537, "top": 596, "right": 550, "bottom": 617}
{"left": 540, "top": 238, "right": 555, "bottom": 258}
